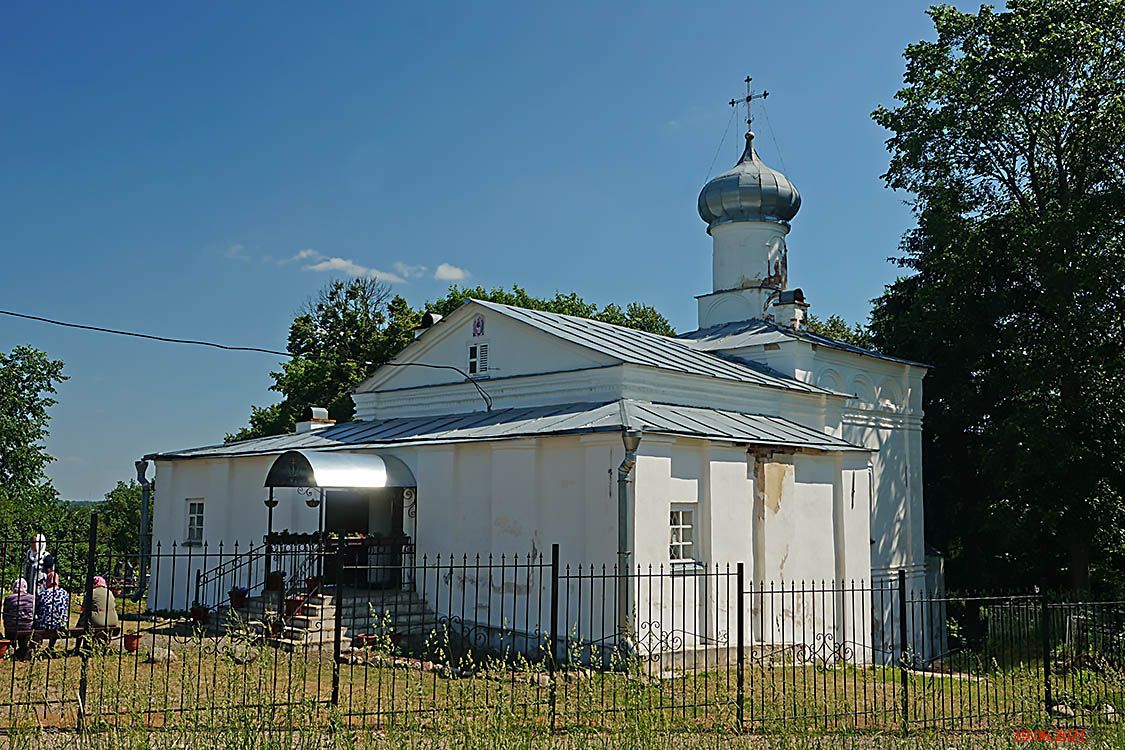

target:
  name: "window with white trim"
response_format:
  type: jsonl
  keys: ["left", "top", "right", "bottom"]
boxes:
{"left": 468, "top": 343, "right": 489, "bottom": 375}
{"left": 186, "top": 499, "right": 205, "bottom": 544}
{"left": 669, "top": 505, "right": 695, "bottom": 562}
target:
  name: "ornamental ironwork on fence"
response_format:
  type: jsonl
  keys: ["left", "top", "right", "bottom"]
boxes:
{"left": 0, "top": 514, "right": 1120, "bottom": 733}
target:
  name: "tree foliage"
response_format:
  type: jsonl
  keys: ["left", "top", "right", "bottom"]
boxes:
{"left": 92, "top": 480, "right": 151, "bottom": 553}
{"left": 803, "top": 313, "right": 871, "bottom": 348}
{"left": 0, "top": 346, "right": 74, "bottom": 540}
{"left": 870, "top": 0, "right": 1125, "bottom": 592}
{"left": 426, "top": 285, "right": 676, "bottom": 337}
{"left": 228, "top": 281, "right": 676, "bottom": 442}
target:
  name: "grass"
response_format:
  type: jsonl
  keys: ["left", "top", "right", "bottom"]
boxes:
{"left": 0, "top": 611, "right": 1121, "bottom": 748}
{"left": 0, "top": 634, "right": 1120, "bottom": 733}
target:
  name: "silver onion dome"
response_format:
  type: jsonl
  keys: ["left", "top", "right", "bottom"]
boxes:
{"left": 698, "top": 132, "right": 801, "bottom": 231}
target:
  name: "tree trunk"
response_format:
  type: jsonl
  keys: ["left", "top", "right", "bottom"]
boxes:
{"left": 1069, "top": 538, "right": 1090, "bottom": 595}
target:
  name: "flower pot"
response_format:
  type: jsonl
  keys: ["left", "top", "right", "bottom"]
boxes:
{"left": 0, "top": 640, "right": 10, "bottom": 658}
{"left": 355, "top": 633, "right": 384, "bottom": 649}
{"left": 284, "top": 596, "right": 305, "bottom": 617}
{"left": 265, "top": 572, "right": 285, "bottom": 592}
{"left": 229, "top": 590, "right": 248, "bottom": 609}
{"left": 123, "top": 633, "right": 142, "bottom": 653}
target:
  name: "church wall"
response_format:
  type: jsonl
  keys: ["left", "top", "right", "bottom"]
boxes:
{"left": 150, "top": 455, "right": 307, "bottom": 612}
{"left": 150, "top": 433, "right": 874, "bottom": 655}
{"left": 354, "top": 366, "right": 625, "bottom": 420}
{"left": 721, "top": 340, "right": 926, "bottom": 583}
{"left": 356, "top": 359, "right": 847, "bottom": 429}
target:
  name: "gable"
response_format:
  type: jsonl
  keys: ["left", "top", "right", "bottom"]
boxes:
{"left": 355, "top": 303, "right": 617, "bottom": 394}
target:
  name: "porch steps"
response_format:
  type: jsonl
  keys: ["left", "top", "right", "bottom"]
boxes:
{"left": 218, "top": 587, "right": 437, "bottom": 651}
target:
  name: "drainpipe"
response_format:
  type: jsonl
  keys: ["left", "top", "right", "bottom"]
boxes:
{"left": 617, "top": 429, "right": 642, "bottom": 645}
{"left": 132, "top": 460, "right": 152, "bottom": 601}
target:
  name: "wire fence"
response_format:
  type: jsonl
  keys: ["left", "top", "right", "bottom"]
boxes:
{"left": 0, "top": 515, "right": 1121, "bottom": 733}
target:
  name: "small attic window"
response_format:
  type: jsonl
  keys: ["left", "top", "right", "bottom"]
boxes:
{"left": 468, "top": 343, "right": 489, "bottom": 375}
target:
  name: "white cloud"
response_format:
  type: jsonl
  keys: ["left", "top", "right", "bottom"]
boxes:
{"left": 434, "top": 262, "right": 470, "bottom": 281}
{"left": 301, "top": 254, "right": 406, "bottom": 284}
{"left": 225, "top": 243, "right": 250, "bottom": 262}
{"left": 303, "top": 256, "right": 368, "bottom": 275}
{"left": 281, "top": 248, "right": 322, "bottom": 264}
{"left": 393, "top": 261, "right": 429, "bottom": 279}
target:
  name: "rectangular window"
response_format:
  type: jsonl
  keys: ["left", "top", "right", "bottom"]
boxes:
{"left": 669, "top": 505, "right": 694, "bottom": 562}
{"left": 468, "top": 343, "right": 489, "bottom": 375}
{"left": 186, "top": 499, "right": 205, "bottom": 544}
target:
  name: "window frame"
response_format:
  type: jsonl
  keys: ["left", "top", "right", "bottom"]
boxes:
{"left": 669, "top": 504, "right": 697, "bottom": 565}
{"left": 468, "top": 342, "right": 490, "bottom": 376}
{"left": 185, "top": 498, "right": 205, "bottom": 546}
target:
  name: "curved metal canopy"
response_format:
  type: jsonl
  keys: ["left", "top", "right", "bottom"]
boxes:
{"left": 264, "top": 450, "right": 415, "bottom": 489}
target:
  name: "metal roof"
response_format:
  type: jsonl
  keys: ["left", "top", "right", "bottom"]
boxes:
{"left": 698, "top": 133, "right": 801, "bottom": 230}
{"left": 677, "top": 318, "right": 931, "bottom": 368}
{"left": 471, "top": 300, "right": 834, "bottom": 394}
{"left": 264, "top": 450, "right": 416, "bottom": 488}
{"left": 147, "top": 399, "right": 867, "bottom": 460}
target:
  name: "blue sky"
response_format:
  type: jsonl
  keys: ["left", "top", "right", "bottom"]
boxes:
{"left": 1, "top": 1, "right": 938, "bottom": 499}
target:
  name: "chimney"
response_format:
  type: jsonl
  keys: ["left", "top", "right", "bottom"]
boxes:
{"left": 770, "top": 288, "right": 809, "bottom": 331}
{"left": 295, "top": 406, "right": 335, "bottom": 433}
{"left": 412, "top": 311, "right": 444, "bottom": 339}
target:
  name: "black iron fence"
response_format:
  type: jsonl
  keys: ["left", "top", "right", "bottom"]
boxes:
{"left": 0, "top": 516, "right": 1120, "bottom": 734}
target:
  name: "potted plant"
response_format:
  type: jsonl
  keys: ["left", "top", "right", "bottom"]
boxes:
{"left": 0, "top": 639, "right": 10, "bottom": 658}
{"left": 122, "top": 627, "right": 142, "bottom": 653}
{"left": 284, "top": 595, "right": 305, "bottom": 617}
{"left": 355, "top": 633, "right": 380, "bottom": 649}
{"left": 263, "top": 613, "right": 284, "bottom": 638}
{"left": 228, "top": 586, "right": 249, "bottom": 609}
{"left": 265, "top": 570, "right": 286, "bottom": 592}
{"left": 190, "top": 603, "right": 209, "bottom": 625}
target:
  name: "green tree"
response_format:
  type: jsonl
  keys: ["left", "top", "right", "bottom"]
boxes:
{"left": 0, "top": 346, "right": 70, "bottom": 540}
{"left": 94, "top": 480, "right": 151, "bottom": 553}
{"left": 803, "top": 313, "right": 871, "bottom": 348}
{"left": 425, "top": 285, "right": 676, "bottom": 336}
{"left": 230, "top": 281, "right": 675, "bottom": 442}
{"left": 228, "top": 278, "right": 417, "bottom": 442}
{"left": 870, "top": 0, "right": 1125, "bottom": 592}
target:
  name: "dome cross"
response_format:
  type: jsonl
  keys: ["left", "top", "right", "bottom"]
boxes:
{"left": 729, "top": 75, "right": 769, "bottom": 137}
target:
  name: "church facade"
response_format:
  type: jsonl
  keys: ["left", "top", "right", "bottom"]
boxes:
{"left": 147, "top": 126, "right": 930, "bottom": 657}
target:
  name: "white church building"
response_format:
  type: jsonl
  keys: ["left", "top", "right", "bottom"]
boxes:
{"left": 146, "top": 125, "right": 930, "bottom": 659}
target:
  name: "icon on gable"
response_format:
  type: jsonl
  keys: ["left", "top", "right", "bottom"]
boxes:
{"left": 472, "top": 314, "right": 486, "bottom": 337}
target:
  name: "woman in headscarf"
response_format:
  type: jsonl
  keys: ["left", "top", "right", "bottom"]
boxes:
{"left": 34, "top": 571, "right": 69, "bottom": 649}
{"left": 87, "top": 576, "right": 118, "bottom": 632}
{"left": 3, "top": 579, "right": 35, "bottom": 656}
{"left": 23, "top": 534, "right": 54, "bottom": 599}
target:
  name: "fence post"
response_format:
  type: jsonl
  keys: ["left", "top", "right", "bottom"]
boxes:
{"left": 548, "top": 543, "right": 559, "bottom": 733}
{"left": 736, "top": 562, "right": 745, "bottom": 733}
{"left": 897, "top": 569, "right": 909, "bottom": 735}
{"left": 1040, "top": 588, "right": 1053, "bottom": 723}
{"left": 77, "top": 511, "right": 98, "bottom": 732}
{"left": 332, "top": 543, "right": 343, "bottom": 707}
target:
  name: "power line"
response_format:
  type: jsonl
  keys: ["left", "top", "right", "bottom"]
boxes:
{"left": 0, "top": 308, "right": 292, "bottom": 357}
{"left": 704, "top": 106, "right": 739, "bottom": 183}
{"left": 757, "top": 99, "right": 788, "bottom": 174}
{"left": 0, "top": 307, "right": 495, "bottom": 411}
{"left": 382, "top": 362, "right": 493, "bottom": 411}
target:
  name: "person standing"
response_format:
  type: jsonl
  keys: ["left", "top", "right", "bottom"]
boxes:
{"left": 22, "top": 534, "right": 54, "bottom": 600}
